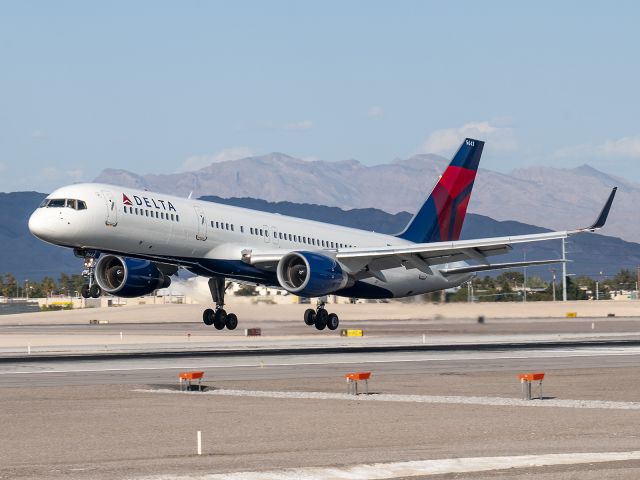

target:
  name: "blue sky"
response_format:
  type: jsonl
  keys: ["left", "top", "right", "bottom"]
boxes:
{"left": 1, "top": 1, "right": 639, "bottom": 192}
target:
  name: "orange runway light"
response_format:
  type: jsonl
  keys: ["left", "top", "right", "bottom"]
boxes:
{"left": 518, "top": 373, "right": 545, "bottom": 382}
{"left": 344, "top": 371, "right": 371, "bottom": 395}
{"left": 518, "top": 372, "right": 545, "bottom": 400}
{"left": 345, "top": 372, "right": 371, "bottom": 381}
{"left": 179, "top": 371, "right": 204, "bottom": 381}
{"left": 179, "top": 371, "right": 205, "bottom": 392}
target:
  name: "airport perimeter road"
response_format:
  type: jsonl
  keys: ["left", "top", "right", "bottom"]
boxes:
{"left": 2, "top": 344, "right": 640, "bottom": 479}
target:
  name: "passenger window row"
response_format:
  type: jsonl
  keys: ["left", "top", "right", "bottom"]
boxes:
{"left": 247, "top": 226, "right": 354, "bottom": 249}
{"left": 210, "top": 220, "right": 234, "bottom": 232}
{"left": 125, "top": 207, "right": 355, "bottom": 247}
{"left": 124, "top": 205, "right": 179, "bottom": 222}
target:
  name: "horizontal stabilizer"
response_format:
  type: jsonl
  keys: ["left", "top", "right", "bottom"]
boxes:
{"left": 440, "top": 259, "right": 564, "bottom": 276}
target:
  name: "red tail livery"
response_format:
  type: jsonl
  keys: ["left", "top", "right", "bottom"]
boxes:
{"left": 396, "top": 138, "right": 483, "bottom": 243}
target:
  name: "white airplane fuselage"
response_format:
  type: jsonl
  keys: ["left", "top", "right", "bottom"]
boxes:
{"left": 28, "top": 183, "right": 471, "bottom": 299}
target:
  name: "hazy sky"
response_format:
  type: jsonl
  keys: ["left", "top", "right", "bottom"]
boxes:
{"left": 1, "top": 1, "right": 639, "bottom": 192}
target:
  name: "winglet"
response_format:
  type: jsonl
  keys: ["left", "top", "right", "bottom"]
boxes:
{"left": 586, "top": 187, "right": 617, "bottom": 231}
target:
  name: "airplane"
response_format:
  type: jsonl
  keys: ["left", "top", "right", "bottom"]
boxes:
{"left": 28, "top": 138, "right": 617, "bottom": 331}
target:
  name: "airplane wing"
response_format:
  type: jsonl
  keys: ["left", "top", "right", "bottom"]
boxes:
{"left": 336, "top": 187, "right": 616, "bottom": 278}
{"left": 439, "top": 259, "right": 566, "bottom": 276}
{"left": 247, "top": 187, "right": 616, "bottom": 279}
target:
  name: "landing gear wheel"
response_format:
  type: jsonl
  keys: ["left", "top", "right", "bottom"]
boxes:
{"left": 81, "top": 285, "right": 90, "bottom": 299}
{"left": 315, "top": 309, "right": 328, "bottom": 330}
{"left": 225, "top": 313, "right": 238, "bottom": 330}
{"left": 203, "top": 308, "right": 214, "bottom": 326}
{"left": 89, "top": 284, "right": 101, "bottom": 298}
{"left": 213, "top": 309, "right": 227, "bottom": 330}
{"left": 207, "top": 277, "right": 237, "bottom": 331}
{"left": 327, "top": 313, "right": 339, "bottom": 331}
{"left": 304, "top": 308, "right": 316, "bottom": 326}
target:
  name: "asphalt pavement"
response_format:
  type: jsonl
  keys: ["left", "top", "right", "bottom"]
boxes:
{"left": 2, "top": 313, "right": 640, "bottom": 479}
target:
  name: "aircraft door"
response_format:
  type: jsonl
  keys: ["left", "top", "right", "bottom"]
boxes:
{"left": 102, "top": 190, "right": 118, "bottom": 226}
{"left": 271, "top": 226, "right": 279, "bottom": 245}
{"left": 194, "top": 206, "right": 207, "bottom": 241}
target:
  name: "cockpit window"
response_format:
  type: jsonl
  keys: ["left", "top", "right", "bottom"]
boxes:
{"left": 47, "top": 199, "right": 66, "bottom": 208}
{"left": 40, "top": 198, "right": 88, "bottom": 210}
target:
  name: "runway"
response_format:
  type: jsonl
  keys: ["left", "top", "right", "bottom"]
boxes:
{"left": 3, "top": 312, "right": 640, "bottom": 479}
{"left": 2, "top": 344, "right": 640, "bottom": 388}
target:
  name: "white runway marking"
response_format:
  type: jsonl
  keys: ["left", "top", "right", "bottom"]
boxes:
{"left": 136, "top": 388, "right": 640, "bottom": 410}
{"left": 140, "top": 451, "right": 640, "bottom": 479}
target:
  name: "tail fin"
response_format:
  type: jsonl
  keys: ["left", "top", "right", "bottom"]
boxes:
{"left": 396, "top": 138, "right": 484, "bottom": 243}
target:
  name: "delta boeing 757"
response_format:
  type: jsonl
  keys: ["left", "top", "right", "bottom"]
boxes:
{"left": 28, "top": 139, "right": 616, "bottom": 331}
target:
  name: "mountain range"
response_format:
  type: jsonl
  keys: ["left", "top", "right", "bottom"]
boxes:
{"left": 3, "top": 191, "right": 640, "bottom": 282}
{"left": 95, "top": 153, "right": 635, "bottom": 242}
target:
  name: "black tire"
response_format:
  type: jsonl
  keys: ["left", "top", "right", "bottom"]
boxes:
{"left": 213, "top": 309, "right": 227, "bottom": 330}
{"left": 80, "top": 285, "right": 90, "bottom": 299}
{"left": 89, "top": 284, "right": 101, "bottom": 298}
{"left": 303, "top": 308, "right": 316, "bottom": 326}
{"left": 315, "top": 309, "right": 328, "bottom": 330}
{"left": 327, "top": 313, "right": 339, "bottom": 330}
{"left": 225, "top": 313, "right": 238, "bottom": 330}
{"left": 203, "top": 308, "right": 214, "bottom": 326}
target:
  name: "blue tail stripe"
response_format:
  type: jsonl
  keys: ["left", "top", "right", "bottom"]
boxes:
{"left": 399, "top": 199, "right": 440, "bottom": 243}
{"left": 450, "top": 138, "right": 484, "bottom": 170}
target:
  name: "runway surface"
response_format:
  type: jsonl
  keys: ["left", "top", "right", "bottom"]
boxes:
{"left": 3, "top": 314, "right": 640, "bottom": 479}
{"left": 2, "top": 344, "right": 640, "bottom": 388}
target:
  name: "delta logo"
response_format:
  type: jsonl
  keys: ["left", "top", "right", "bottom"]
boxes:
{"left": 122, "top": 193, "right": 177, "bottom": 212}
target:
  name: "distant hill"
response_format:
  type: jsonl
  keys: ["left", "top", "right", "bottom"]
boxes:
{"left": 2, "top": 192, "right": 639, "bottom": 281}
{"left": 95, "top": 151, "right": 637, "bottom": 242}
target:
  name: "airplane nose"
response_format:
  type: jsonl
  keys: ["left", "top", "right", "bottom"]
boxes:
{"left": 28, "top": 209, "right": 53, "bottom": 241}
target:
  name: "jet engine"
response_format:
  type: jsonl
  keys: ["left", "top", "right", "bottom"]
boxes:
{"left": 276, "top": 251, "right": 349, "bottom": 297}
{"left": 94, "top": 255, "right": 171, "bottom": 298}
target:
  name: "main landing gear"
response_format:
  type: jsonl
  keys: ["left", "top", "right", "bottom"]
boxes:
{"left": 202, "top": 277, "right": 238, "bottom": 330}
{"left": 78, "top": 250, "right": 102, "bottom": 299}
{"left": 303, "top": 299, "right": 339, "bottom": 331}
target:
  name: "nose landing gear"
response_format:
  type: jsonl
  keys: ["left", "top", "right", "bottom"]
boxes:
{"left": 303, "top": 299, "right": 339, "bottom": 331}
{"left": 202, "top": 278, "right": 238, "bottom": 330}
{"left": 78, "top": 251, "right": 101, "bottom": 298}
{"left": 81, "top": 283, "right": 102, "bottom": 299}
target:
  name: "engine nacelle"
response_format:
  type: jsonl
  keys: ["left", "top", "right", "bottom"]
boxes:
{"left": 276, "top": 251, "right": 349, "bottom": 297}
{"left": 94, "top": 255, "right": 171, "bottom": 298}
